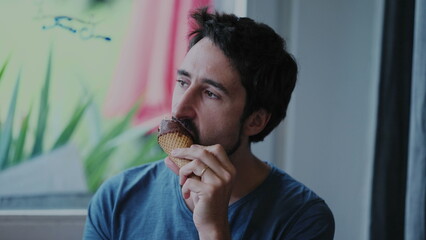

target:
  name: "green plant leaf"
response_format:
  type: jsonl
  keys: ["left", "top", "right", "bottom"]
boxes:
{"left": 85, "top": 147, "right": 116, "bottom": 192}
{"left": 85, "top": 101, "right": 103, "bottom": 147}
{"left": 0, "top": 57, "right": 10, "bottom": 139}
{"left": 52, "top": 100, "right": 91, "bottom": 150}
{"left": 10, "top": 108, "right": 32, "bottom": 166}
{"left": 0, "top": 56, "right": 10, "bottom": 85}
{"left": 103, "top": 104, "right": 140, "bottom": 145}
{"left": 85, "top": 103, "right": 139, "bottom": 163}
{"left": 0, "top": 73, "right": 20, "bottom": 170}
{"left": 125, "top": 134, "right": 166, "bottom": 169}
{"left": 31, "top": 50, "right": 52, "bottom": 158}
{"left": 84, "top": 104, "right": 139, "bottom": 192}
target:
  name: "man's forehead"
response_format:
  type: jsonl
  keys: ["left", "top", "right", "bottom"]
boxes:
{"left": 179, "top": 38, "right": 241, "bottom": 87}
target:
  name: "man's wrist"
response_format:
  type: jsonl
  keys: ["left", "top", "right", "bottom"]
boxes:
{"left": 198, "top": 230, "right": 231, "bottom": 240}
{"left": 197, "top": 222, "right": 231, "bottom": 240}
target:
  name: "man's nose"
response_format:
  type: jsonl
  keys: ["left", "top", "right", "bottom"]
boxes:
{"left": 172, "top": 87, "right": 197, "bottom": 120}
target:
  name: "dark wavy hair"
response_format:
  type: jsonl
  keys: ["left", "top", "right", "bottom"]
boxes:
{"left": 188, "top": 8, "right": 298, "bottom": 142}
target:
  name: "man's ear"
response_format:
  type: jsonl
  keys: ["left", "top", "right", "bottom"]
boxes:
{"left": 243, "top": 109, "right": 271, "bottom": 137}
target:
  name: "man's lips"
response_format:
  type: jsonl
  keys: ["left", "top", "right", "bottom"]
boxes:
{"left": 172, "top": 117, "right": 199, "bottom": 143}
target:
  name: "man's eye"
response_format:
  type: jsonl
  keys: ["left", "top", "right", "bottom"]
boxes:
{"left": 177, "top": 79, "right": 188, "bottom": 87}
{"left": 205, "top": 90, "right": 219, "bottom": 99}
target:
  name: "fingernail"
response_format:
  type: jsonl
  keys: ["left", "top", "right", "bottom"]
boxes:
{"left": 184, "top": 191, "right": 190, "bottom": 199}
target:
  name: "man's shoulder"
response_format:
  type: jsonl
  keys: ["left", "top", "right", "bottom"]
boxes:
{"left": 268, "top": 166, "right": 322, "bottom": 202}
{"left": 265, "top": 165, "right": 335, "bottom": 238}
{"left": 262, "top": 165, "right": 333, "bottom": 219}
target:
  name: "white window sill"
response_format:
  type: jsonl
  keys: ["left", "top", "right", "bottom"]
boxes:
{"left": 0, "top": 209, "right": 87, "bottom": 240}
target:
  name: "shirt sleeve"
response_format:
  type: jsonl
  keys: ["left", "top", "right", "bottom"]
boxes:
{"left": 83, "top": 179, "right": 116, "bottom": 240}
{"left": 283, "top": 201, "right": 335, "bottom": 240}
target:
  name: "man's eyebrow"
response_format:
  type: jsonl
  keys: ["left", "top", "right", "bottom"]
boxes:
{"left": 177, "top": 69, "right": 229, "bottom": 95}
{"left": 177, "top": 69, "right": 190, "bottom": 77}
{"left": 202, "top": 79, "right": 229, "bottom": 95}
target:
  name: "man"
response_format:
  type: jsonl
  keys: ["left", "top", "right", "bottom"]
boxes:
{"left": 84, "top": 8, "right": 334, "bottom": 239}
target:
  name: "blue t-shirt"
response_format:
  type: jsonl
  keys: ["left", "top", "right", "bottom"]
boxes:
{"left": 83, "top": 160, "right": 334, "bottom": 239}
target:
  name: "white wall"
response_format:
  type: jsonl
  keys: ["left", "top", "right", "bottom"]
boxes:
{"left": 245, "top": 0, "right": 383, "bottom": 239}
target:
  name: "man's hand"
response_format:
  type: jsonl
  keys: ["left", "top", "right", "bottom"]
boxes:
{"left": 166, "top": 144, "right": 236, "bottom": 240}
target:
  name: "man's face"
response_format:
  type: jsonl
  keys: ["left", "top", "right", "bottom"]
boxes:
{"left": 172, "top": 38, "right": 247, "bottom": 155}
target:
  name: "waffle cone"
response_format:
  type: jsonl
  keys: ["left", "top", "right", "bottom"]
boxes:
{"left": 158, "top": 132, "right": 193, "bottom": 168}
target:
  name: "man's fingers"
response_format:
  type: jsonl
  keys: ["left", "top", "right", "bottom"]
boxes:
{"left": 200, "top": 144, "right": 235, "bottom": 172}
{"left": 179, "top": 159, "right": 214, "bottom": 185}
{"left": 181, "top": 178, "right": 208, "bottom": 199}
{"left": 172, "top": 145, "right": 234, "bottom": 179}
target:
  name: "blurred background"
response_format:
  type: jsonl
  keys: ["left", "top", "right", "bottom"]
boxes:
{"left": 0, "top": 0, "right": 424, "bottom": 239}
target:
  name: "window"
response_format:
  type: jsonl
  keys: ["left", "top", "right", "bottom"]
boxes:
{"left": 0, "top": 0, "right": 168, "bottom": 211}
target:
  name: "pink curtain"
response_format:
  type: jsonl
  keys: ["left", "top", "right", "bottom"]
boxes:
{"left": 103, "top": 0, "right": 211, "bottom": 126}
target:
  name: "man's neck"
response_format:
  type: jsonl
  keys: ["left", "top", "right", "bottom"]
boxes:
{"left": 228, "top": 148, "right": 271, "bottom": 204}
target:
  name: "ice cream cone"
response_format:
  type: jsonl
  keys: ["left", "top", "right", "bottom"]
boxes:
{"left": 157, "top": 119, "right": 194, "bottom": 168}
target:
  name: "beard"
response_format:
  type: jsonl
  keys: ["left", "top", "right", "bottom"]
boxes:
{"left": 176, "top": 115, "right": 245, "bottom": 157}
{"left": 225, "top": 122, "right": 243, "bottom": 156}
